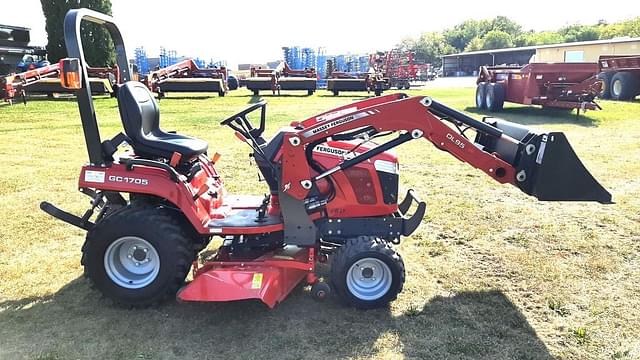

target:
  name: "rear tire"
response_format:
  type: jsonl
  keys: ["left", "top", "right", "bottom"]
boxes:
{"left": 331, "top": 236, "right": 405, "bottom": 309}
{"left": 485, "top": 83, "right": 505, "bottom": 112}
{"left": 83, "top": 206, "right": 194, "bottom": 307}
{"left": 597, "top": 72, "right": 614, "bottom": 99}
{"left": 610, "top": 71, "right": 638, "bottom": 101}
{"left": 476, "top": 82, "right": 487, "bottom": 109}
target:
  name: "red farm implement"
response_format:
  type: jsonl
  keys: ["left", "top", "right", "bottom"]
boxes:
{"left": 597, "top": 55, "right": 640, "bottom": 101}
{"left": 475, "top": 63, "right": 602, "bottom": 113}
{"left": 42, "top": 9, "right": 611, "bottom": 310}
{"left": 326, "top": 54, "right": 388, "bottom": 97}
{"left": 245, "top": 62, "right": 317, "bottom": 96}
{"left": 144, "top": 59, "right": 228, "bottom": 98}
{"left": 378, "top": 49, "right": 428, "bottom": 89}
{"left": 1, "top": 61, "right": 118, "bottom": 104}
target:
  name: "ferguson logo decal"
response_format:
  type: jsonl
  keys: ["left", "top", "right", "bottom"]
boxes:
{"left": 108, "top": 175, "right": 149, "bottom": 186}
{"left": 303, "top": 112, "right": 369, "bottom": 138}
{"left": 314, "top": 145, "right": 358, "bottom": 159}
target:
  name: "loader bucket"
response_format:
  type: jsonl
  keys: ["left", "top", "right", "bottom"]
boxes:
{"left": 476, "top": 119, "right": 612, "bottom": 203}
{"left": 514, "top": 132, "right": 611, "bottom": 203}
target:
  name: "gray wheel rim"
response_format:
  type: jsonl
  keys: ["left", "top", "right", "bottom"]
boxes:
{"left": 346, "top": 257, "right": 392, "bottom": 301}
{"left": 104, "top": 236, "right": 160, "bottom": 289}
{"left": 485, "top": 91, "right": 492, "bottom": 109}
{"left": 612, "top": 79, "right": 622, "bottom": 96}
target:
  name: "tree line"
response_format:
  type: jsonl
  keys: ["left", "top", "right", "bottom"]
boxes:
{"left": 398, "top": 16, "right": 640, "bottom": 66}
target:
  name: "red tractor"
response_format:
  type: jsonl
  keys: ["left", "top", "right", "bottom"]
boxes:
{"left": 42, "top": 9, "right": 611, "bottom": 309}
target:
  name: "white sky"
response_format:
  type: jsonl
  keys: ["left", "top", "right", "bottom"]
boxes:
{"left": 2, "top": 0, "right": 638, "bottom": 69}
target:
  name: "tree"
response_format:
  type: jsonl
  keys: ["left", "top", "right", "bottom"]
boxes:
{"left": 40, "top": 0, "right": 115, "bottom": 66}
{"left": 443, "top": 19, "right": 492, "bottom": 51}
{"left": 558, "top": 24, "right": 600, "bottom": 43}
{"left": 482, "top": 30, "right": 513, "bottom": 50}
{"left": 399, "top": 32, "right": 455, "bottom": 67}
{"left": 464, "top": 37, "right": 484, "bottom": 52}
{"left": 491, "top": 16, "right": 522, "bottom": 37}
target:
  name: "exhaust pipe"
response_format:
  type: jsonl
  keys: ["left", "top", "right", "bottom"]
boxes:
{"left": 476, "top": 118, "right": 612, "bottom": 204}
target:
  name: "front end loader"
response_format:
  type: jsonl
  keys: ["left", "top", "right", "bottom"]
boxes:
{"left": 41, "top": 9, "right": 611, "bottom": 310}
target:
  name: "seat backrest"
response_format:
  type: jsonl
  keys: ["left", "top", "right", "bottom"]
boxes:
{"left": 117, "top": 81, "right": 160, "bottom": 142}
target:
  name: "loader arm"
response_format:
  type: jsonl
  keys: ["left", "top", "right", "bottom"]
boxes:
{"left": 279, "top": 94, "right": 611, "bottom": 204}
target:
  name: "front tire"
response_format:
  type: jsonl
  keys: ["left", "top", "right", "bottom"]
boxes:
{"left": 485, "top": 82, "right": 505, "bottom": 112}
{"left": 610, "top": 71, "right": 638, "bottom": 101}
{"left": 597, "top": 72, "right": 614, "bottom": 99}
{"left": 331, "top": 236, "right": 405, "bottom": 309}
{"left": 476, "top": 82, "right": 487, "bottom": 109}
{"left": 83, "top": 206, "right": 194, "bottom": 307}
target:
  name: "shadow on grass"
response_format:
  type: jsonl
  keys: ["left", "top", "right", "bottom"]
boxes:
{"left": 0, "top": 278, "right": 553, "bottom": 359}
{"left": 463, "top": 105, "right": 600, "bottom": 127}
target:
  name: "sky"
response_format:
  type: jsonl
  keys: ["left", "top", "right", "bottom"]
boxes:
{"left": 2, "top": 0, "right": 638, "bottom": 69}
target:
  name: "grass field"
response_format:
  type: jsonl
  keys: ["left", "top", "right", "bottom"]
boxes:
{"left": 0, "top": 88, "right": 639, "bottom": 360}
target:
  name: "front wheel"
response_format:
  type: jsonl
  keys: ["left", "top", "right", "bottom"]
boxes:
{"left": 331, "top": 236, "right": 405, "bottom": 309}
{"left": 83, "top": 206, "right": 194, "bottom": 307}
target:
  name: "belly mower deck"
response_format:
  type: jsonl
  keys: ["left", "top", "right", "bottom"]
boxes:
{"left": 178, "top": 246, "right": 316, "bottom": 308}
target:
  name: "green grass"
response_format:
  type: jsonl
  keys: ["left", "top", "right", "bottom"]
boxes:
{"left": 0, "top": 88, "right": 639, "bottom": 359}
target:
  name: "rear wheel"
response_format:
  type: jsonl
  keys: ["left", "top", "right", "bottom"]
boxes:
{"left": 331, "top": 236, "right": 405, "bottom": 309}
{"left": 610, "top": 71, "right": 638, "bottom": 101}
{"left": 83, "top": 206, "right": 194, "bottom": 307}
{"left": 597, "top": 72, "right": 614, "bottom": 99}
{"left": 476, "top": 82, "right": 487, "bottom": 109}
{"left": 485, "top": 83, "right": 505, "bottom": 112}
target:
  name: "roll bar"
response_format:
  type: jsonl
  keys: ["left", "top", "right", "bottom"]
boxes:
{"left": 63, "top": 8, "right": 130, "bottom": 165}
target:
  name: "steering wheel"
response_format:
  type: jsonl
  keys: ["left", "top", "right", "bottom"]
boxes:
{"left": 220, "top": 100, "right": 267, "bottom": 126}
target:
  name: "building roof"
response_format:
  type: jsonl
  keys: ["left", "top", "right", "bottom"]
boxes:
{"left": 442, "top": 36, "right": 640, "bottom": 58}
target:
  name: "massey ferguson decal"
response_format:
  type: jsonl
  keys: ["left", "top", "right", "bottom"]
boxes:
{"left": 303, "top": 112, "right": 370, "bottom": 138}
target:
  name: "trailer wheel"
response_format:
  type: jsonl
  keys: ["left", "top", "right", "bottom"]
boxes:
{"left": 331, "top": 236, "right": 405, "bottom": 309}
{"left": 307, "top": 90, "right": 314, "bottom": 96}
{"left": 610, "top": 72, "right": 638, "bottom": 101}
{"left": 475, "top": 82, "right": 487, "bottom": 109}
{"left": 485, "top": 83, "right": 505, "bottom": 112}
{"left": 332, "top": 90, "right": 339, "bottom": 96}
{"left": 404, "top": 83, "right": 410, "bottom": 90}
{"left": 597, "top": 72, "right": 614, "bottom": 99}
{"left": 83, "top": 206, "right": 193, "bottom": 307}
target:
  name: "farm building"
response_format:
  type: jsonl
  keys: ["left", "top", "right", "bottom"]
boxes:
{"left": 442, "top": 37, "right": 640, "bottom": 76}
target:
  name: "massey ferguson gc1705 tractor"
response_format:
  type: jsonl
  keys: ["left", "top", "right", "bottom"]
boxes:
{"left": 41, "top": 9, "right": 611, "bottom": 309}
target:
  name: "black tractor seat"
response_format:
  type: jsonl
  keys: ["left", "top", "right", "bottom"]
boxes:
{"left": 117, "top": 81, "right": 208, "bottom": 160}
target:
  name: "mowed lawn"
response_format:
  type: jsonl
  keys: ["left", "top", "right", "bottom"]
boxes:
{"left": 0, "top": 87, "right": 638, "bottom": 360}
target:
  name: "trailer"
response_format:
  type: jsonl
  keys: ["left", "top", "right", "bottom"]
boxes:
{"left": 326, "top": 71, "right": 386, "bottom": 96}
{"left": 1, "top": 61, "right": 118, "bottom": 104}
{"left": 145, "top": 59, "right": 228, "bottom": 98}
{"left": 245, "top": 62, "right": 317, "bottom": 96}
{"left": 475, "top": 63, "right": 602, "bottom": 112}
{"left": 597, "top": 55, "right": 640, "bottom": 101}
